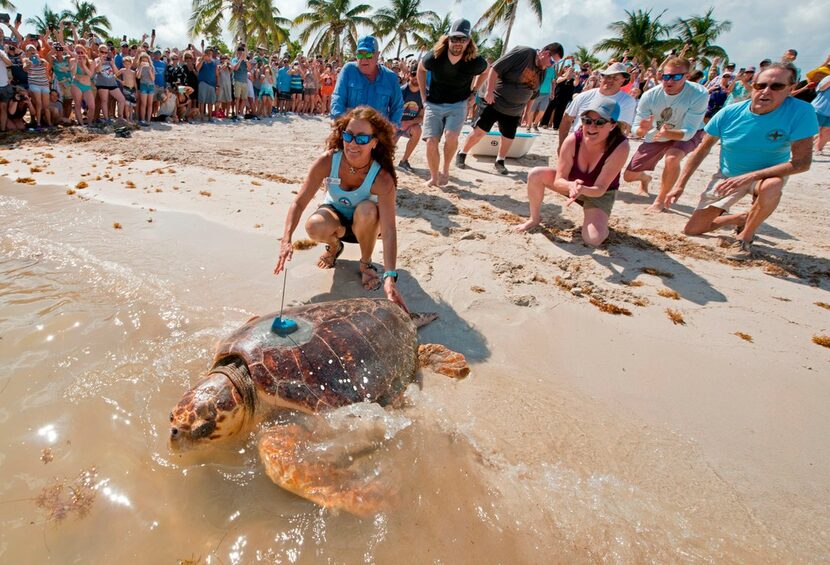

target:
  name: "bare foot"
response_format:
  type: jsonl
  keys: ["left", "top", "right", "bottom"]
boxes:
{"left": 644, "top": 201, "right": 665, "bottom": 214}
{"left": 636, "top": 173, "right": 652, "bottom": 196}
{"left": 424, "top": 178, "right": 439, "bottom": 188}
{"left": 438, "top": 172, "right": 449, "bottom": 186}
{"left": 514, "top": 219, "right": 540, "bottom": 232}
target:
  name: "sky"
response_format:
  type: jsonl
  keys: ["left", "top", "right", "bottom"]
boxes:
{"left": 10, "top": 0, "right": 830, "bottom": 70}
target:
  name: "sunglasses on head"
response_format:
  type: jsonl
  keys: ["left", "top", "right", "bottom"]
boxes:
{"left": 661, "top": 73, "right": 685, "bottom": 82}
{"left": 342, "top": 131, "right": 374, "bottom": 145}
{"left": 581, "top": 116, "right": 612, "bottom": 127}
{"left": 355, "top": 52, "right": 373, "bottom": 60}
{"left": 752, "top": 82, "right": 789, "bottom": 91}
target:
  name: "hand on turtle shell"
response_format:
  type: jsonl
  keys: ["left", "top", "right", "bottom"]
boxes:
{"left": 274, "top": 239, "right": 293, "bottom": 275}
{"left": 384, "top": 278, "right": 409, "bottom": 314}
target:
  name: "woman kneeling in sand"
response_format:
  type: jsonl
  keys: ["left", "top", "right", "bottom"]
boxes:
{"left": 274, "top": 106, "right": 408, "bottom": 311}
{"left": 515, "top": 99, "right": 630, "bottom": 246}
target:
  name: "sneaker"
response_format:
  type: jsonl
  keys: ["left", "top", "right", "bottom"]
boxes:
{"left": 494, "top": 160, "right": 509, "bottom": 175}
{"left": 398, "top": 159, "right": 412, "bottom": 172}
{"left": 532, "top": 124, "right": 540, "bottom": 132}
{"left": 727, "top": 239, "right": 753, "bottom": 261}
{"left": 455, "top": 153, "right": 467, "bottom": 169}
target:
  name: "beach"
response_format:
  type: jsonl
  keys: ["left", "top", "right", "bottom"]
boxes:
{"left": 1, "top": 117, "right": 828, "bottom": 562}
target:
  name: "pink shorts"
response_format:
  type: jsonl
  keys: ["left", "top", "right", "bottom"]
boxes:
{"left": 626, "top": 130, "right": 704, "bottom": 173}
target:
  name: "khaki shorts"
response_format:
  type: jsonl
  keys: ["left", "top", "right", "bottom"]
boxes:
{"left": 576, "top": 189, "right": 616, "bottom": 216}
{"left": 696, "top": 173, "right": 788, "bottom": 212}
{"left": 234, "top": 81, "right": 248, "bottom": 99}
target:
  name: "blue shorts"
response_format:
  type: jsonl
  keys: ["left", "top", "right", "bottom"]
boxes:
{"left": 818, "top": 113, "right": 830, "bottom": 128}
{"left": 422, "top": 100, "right": 467, "bottom": 139}
{"left": 29, "top": 84, "right": 50, "bottom": 95}
{"left": 140, "top": 83, "right": 155, "bottom": 95}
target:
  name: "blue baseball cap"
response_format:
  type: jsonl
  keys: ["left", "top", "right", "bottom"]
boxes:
{"left": 356, "top": 36, "right": 378, "bottom": 54}
{"left": 581, "top": 98, "right": 621, "bottom": 122}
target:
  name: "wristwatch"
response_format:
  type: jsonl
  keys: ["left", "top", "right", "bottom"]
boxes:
{"left": 382, "top": 271, "right": 398, "bottom": 282}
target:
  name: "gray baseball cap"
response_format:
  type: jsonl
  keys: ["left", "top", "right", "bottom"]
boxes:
{"left": 449, "top": 19, "right": 472, "bottom": 38}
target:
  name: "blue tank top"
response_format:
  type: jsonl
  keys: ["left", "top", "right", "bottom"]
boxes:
{"left": 323, "top": 151, "right": 380, "bottom": 219}
{"left": 198, "top": 60, "right": 217, "bottom": 86}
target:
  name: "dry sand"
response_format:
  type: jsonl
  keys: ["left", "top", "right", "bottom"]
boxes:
{"left": 2, "top": 116, "right": 829, "bottom": 558}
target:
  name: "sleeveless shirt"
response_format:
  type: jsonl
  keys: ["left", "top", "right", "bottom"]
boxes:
{"left": 323, "top": 151, "right": 380, "bottom": 219}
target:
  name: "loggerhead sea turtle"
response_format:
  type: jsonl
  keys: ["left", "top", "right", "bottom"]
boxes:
{"left": 169, "top": 298, "right": 468, "bottom": 515}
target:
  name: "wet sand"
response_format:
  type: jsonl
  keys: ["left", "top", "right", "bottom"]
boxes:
{"left": 1, "top": 118, "right": 829, "bottom": 562}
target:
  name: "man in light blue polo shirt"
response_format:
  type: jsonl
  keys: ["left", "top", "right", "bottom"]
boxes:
{"left": 330, "top": 36, "right": 403, "bottom": 127}
{"left": 666, "top": 63, "right": 818, "bottom": 260}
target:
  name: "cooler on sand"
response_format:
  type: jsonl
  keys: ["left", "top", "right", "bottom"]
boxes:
{"left": 464, "top": 130, "right": 538, "bottom": 159}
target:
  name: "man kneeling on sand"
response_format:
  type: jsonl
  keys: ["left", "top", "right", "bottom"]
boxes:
{"left": 665, "top": 63, "right": 818, "bottom": 260}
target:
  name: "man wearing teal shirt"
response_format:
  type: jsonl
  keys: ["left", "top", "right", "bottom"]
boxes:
{"left": 666, "top": 63, "right": 818, "bottom": 260}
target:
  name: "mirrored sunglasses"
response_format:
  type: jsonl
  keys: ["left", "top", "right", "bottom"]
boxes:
{"left": 342, "top": 131, "right": 374, "bottom": 145}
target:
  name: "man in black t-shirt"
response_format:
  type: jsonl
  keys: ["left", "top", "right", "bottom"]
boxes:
{"left": 417, "top": 19, "right": 487, "bottom": 186}
{"left": 457, "top": 42, "right": 561, "bottom": 175}
{"left": 396, "top": 63, "right": 424, "bottom": 172}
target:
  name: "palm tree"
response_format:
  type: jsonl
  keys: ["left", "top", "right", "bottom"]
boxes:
{"left": 671, "top": 8, "right": 731, "bottom": 65}
{"left": 1, "top": 1, "right": 15, "bottom": 10}
{"left": 294, "top": 0, "right": 373, "bottom": 58}
{"left": 478, "top": 38, "right": 503, "bottom": 62}
{"left": 594, "top": 9, "right": 671, "bottom": 63}
{"left": 373, "top": 0, "right": 437, "bottom": 59}
{"left": 475, "top": 0, "right": 543, "bottom": 57}
{"left": 191, "top": 0, "right": 289, "bottom": 47}
{"left": 409, "top": 12, "right": 450, "bottom": 52}
{"left": 571, "top": 45, "right": 602, "bottom": 69}
{"left": 26, "top": 6, "right": 63, "bottom": 35}
{"left": 61, "top": 0, "right": 111, "bottom": 37}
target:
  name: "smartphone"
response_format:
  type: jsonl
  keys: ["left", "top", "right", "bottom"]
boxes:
{"left": 15, "top": 13, "right": 22, "bottom": 24}
{"left": 123, "top": 34, "right": 127, "bottom": 42}
{"left": 178, "top": 85, "right": 185, "bottom": 94}
{"left": 0, "top": 13, "right": 9, "bottom": 24}
{"left": 27, "top": 33, "right": 39, "bottom": 41}
{"left": 151, "top": 29, "right": 155, "bottom": 35}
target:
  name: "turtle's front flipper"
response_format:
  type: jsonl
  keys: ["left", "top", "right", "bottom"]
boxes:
{"left": 410, "top": 312, "right": 438, "bottom": 328}
{"left": 258, "top": 416, "right": 402, "bottom": 517}
{"left": 418, "top": 344, "right": 470, "bottom": 379}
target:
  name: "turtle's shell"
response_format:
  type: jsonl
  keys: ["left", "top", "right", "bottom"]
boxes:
{"left": 212, "top": 298, "right": 418, "bottom": 413}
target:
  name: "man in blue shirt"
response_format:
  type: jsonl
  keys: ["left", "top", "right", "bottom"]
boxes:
{"left": 666, "top": 63, "right": 818, "bottom": 260}
{"left": 330, "top": 36, "right": 403, "bottom": 127}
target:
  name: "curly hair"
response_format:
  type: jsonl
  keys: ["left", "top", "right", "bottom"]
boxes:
{"left": 325, "top": 106, "right": 398, "bottom": 186}
{"left": 433, "top": 35, "right": 480, "bottom": 62}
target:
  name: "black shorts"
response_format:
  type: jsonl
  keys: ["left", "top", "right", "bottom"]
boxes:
{"left": 473, "top": 104, "right": 521, "bottom": 139}
{"left": 0, "top": 84, "right": 14, "bottom": 102}
{"left": 278, "top": 92, "right": 291, "bottom": 101}
{"left": 319, "top": 204, "right": 357, "bottom": 243}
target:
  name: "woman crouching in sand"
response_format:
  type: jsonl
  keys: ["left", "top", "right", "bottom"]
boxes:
{"left": 515, "top": 99, "right": 630, "bottom": 246}
{"left": 274, "top": 106, "right": 408, "bottom": 312}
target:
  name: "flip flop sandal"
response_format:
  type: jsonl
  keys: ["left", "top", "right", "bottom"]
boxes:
{"left": 360, "top": 261, "right": 381, "bottom": 291}
{"left": 320, "top": 240, "right": 344, "bottom": 269}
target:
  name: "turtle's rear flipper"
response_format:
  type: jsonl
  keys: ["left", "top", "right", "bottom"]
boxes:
{"left": 418, "top": 344, "right": 470, "bottom": 379}
{"left": 258, "top": 421, "right": 400, "bottom": 518}
{"left": 410, "top": 312, "right": 438, "bottom": 328}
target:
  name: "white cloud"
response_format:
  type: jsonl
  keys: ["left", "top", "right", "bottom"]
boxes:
{"left": 12, "top": 0, "right": 830, "bottom": 69}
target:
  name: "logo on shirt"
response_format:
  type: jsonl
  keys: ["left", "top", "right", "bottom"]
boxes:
{"left": 766, "top": 129, "right": 785, "bottom": 142}
{"left": 339, "top": 197, "right": 353, "bottom": 208}
{"left": 656, "top": 107, "right": 676, "bottom": 130}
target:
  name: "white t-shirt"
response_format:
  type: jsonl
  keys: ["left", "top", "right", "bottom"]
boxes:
{"left": 634, "top": 81, "right": 709, "bottom": 142}
{"left": 0, "top": 53, "right": 9, "bottom": 88}
{"left": 565, "top": 88, "right": 638, "bottom": 132}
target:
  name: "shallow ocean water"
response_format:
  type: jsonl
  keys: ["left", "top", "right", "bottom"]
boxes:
{"left": 0, "top": 184, "right": 821, "bottom": 563}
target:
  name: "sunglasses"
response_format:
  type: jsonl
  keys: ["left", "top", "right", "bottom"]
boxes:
{"left": 355, "top": 52, "right": 373, "bottom": 60}
{"left": 449, "top": 37, "right": 468, "bottom": 43}
{"left": 581, "top": 116, "right": 612, "bottom": 127}
{"left": 342, "top": 131, "right": 374, "bottom": 145}
{"left": 752, "top": 82, "right": 789, "bottom": 91}
{"left": 661, "top": 73, "right": 685, "bottom": 82}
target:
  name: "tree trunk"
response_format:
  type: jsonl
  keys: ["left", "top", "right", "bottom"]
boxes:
{"left": 396, "top": 32, "right": 403, "bottom": 59}
{"left": 501, "top": 4, "right": 516, "bottom": 57}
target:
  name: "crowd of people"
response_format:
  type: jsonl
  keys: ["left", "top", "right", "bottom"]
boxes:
{"left": 1, "top": 12, "right": 827, "bottom": 312}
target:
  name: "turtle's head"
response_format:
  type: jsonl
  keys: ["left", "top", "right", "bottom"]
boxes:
{"left": 169, "top": 364, "right": 253, "bottom": 451}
